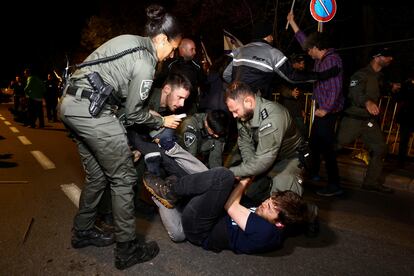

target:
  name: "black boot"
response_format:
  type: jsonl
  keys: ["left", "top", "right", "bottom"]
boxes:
{"left": 143, "top": 172, "right": 179, "bottom": 209}
{"left": 71, "top": 227, "right": 115, "bottom": 248}
{"left": 304, "top": 203, "right": 320, "bottom": 238}
{"left": 115, "top": 239, "right": 159, "bottom": 270}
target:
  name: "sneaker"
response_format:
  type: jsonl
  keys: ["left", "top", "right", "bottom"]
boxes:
{"left": 361, "top": 185, "right": 394, "bottom": 194}
{"left": 115, "top": 239, "right": 159, "bottom": 270}
{"left": 143, "top": 172, "right": 178, "bottom": 209}
{"left": 316, "top": 186, "right": 344, "bottom": 197}
{"left": 304, "top": 203, "right": 320, "bottom": 238}
{"left": 71, "top": 227, "right": 115, "bottom": 248}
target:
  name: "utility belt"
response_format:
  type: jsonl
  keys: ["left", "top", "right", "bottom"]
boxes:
{"left": 65, "top": 84, "right": 123, "bottom": 116}
{"left": 66, "top": 86, "right": 94, "bottom": 99}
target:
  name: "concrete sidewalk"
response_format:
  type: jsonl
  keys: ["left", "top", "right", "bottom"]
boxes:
{"left": 318, "top": 150, "right": 414, "bottom": 193}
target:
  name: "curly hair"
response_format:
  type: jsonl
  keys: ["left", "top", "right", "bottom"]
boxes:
{"left": 270, "top": 190, "right": 307, "bottom": 226}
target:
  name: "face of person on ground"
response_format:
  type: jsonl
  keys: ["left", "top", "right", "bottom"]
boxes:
{"left": 225, "top": 96, "right": 254, "bottom": 122}
{"left": 155, "top": 34, "right": 182, "bottom": 61}
{"left": 165, "top": 85, "right": 190, "bottom": 111}
{"left": 255, "top": 198, "right": 281, "bottom": 226}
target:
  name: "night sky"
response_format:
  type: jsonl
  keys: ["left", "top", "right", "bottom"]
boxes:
{"left": 1, "top": 1, "right": 414, "bottom": 87}
{"left": 0, "top": 1, "right": 96, "bottom": 86}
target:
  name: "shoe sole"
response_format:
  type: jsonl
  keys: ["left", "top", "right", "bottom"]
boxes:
{"left": 143, "top": 178, "right": 174, "bottom": 209}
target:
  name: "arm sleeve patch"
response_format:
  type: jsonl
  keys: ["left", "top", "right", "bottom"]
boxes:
{"left": 140, "top": 80, "right": 153, "bottom": 101}
{"left": 184, "top": 132, "right": 197, "bottom": 147}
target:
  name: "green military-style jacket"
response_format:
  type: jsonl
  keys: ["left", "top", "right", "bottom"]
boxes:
{"left": 25, "top": 75, "right": 46, "bottom": 101}
{"left": 66, "top": 34, "right": 163, "bottom": 129}
{"left": 230, "top": 96, "right": 302, "bottom": 177}
{"left": 146, "top": 88, "right": 162, "bottom": 113}
{"left": 345, "top": 64, "right": 383, "bottom": 118}
{"left": 177, "top": 113, "right": 225, "bottom": 168}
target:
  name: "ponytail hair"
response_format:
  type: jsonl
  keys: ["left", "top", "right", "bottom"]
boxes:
{"left": 145, "top": 4, "right": 181, "bottom": 41}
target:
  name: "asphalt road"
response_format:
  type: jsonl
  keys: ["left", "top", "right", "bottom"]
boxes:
{"left": 1, "top": 102, "right": 413, "bottom": 276}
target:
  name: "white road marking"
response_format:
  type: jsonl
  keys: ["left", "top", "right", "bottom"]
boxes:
{"left": 10, "top": 127, "right": 19, "bottom": 133}
{"left": 4, "top": 121, "right": 11, "bottom": 125}
{"left": 18, "top": 136, "right": 32, "bottom": 145}
{"left": 60, "top": 183, "right": 81, "bottom": 208}
{"left": 30, "top": 151, "right": 56, "bottom": 170}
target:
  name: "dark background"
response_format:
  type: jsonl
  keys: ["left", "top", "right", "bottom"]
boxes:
{"left": 1, "top": 0, "right": 414, "bottom": 86}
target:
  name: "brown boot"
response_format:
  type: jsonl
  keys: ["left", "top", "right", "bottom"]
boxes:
{"left": 143, "top": 172, "right": 178, "bottom": 209}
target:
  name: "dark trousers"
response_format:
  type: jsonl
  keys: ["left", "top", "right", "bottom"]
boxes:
{"left": 310, "top": 113, "right": 340, "bottom": 187}
{"left": 178, "top": 167, "right": 234, "bottom": 246}
{"left": 337, "top": 117, "right": 386, "bottom": 187}
{"left": 127, "top": 129, "right": 187, "bottom": 178}
{"left": 45, "top": 97, "right": 58, "bottom": 121}
{"left": 27, "top": 98, "right": 44, "bottom": 127}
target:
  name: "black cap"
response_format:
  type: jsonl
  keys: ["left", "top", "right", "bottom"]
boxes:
{"left": 370, "top": 47, "right": 394, "bottom": 58}
{"left": 252, "top": 21, "right": 273, "bottom": 39}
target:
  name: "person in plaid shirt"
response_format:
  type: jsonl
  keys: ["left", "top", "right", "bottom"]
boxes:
{"left": 287, "top": 12, "right": 344, "bottom": 197}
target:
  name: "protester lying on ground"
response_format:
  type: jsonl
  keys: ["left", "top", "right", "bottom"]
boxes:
{"left": 139, "top": 138, "right": 310, "bottom": 254}
{"left": 144, "top": 167, "right": 308, "bottom": 254}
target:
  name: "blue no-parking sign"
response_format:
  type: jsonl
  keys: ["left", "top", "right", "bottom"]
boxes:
{"left": 310, "top": 0, "right": 337, "bottom": 22}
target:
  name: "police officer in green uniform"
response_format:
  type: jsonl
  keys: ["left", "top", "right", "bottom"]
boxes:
{"left": 224, "top": 81, "right": 304, "bottom": 201}
{"left": 126, "top": 73, "right": 191, "bottom": 188}
{"left": 59, "top": 5, "right": 183, "bottom": 270}
{"left": 177, "top": 110, "right": 229, "bottom": 168}
{"left": 336, "top": 47, "right": 394, "bottom": 194}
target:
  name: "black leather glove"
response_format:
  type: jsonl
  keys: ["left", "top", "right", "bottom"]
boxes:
{"left": 317, "top": 66, "right": 341, "bottom": 80}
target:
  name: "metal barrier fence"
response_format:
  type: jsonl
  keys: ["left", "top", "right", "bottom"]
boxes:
{"left": 273, "top": 92, "right": 413, "bottom": 157}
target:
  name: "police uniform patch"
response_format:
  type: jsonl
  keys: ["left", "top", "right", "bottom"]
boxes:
{"left": 350, "top": 80, "right": 359, "bottom": 87}
{"left": 259, "top": 123, "right": 272, "bottom": 132}
{"left": 260, "top": 108, "right": 268, "bottom": 120}
{"left": 140, "top": 80, "right": 153, "bottom": 100}
{"left": 184, "top": 132, "right": 196, "bottom": 147}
